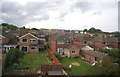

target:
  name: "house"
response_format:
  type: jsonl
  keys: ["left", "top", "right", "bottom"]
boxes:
{"left": 12, "top": 29, "right": 21, "bottom": 38}
{"left": 81, "top": 50, "right": 108, "bottom": 64}
{"left": 4, "top": 45, "right": 17, "bottom": 53}
{"left": 37, "top": 31, "right": 46, "bottom": 41}
{"left": 49, "top": 32, "right": 73, "bottom": 52}
{"left": 49, "top": 32, "right": 80, "bottom": 58}
{"left": 73, "top": 33, "right": 83, "bottom": 48}
{"left": 107, "top": 37, "right": 118, "bottom": 48}
{"left": 18, "top": 33, "right": 42, "bottom": 53}
{"left": 2, "top": 32, "right": 18, "bottom": 53}
{"left": 0, "top": 34, "right": 10, "bottom": 45}
{"left": 81, "top": 45, "right": 94, "bottom": 51}
{"left": 83, "top": 36, "right": 94, "bottom": 46}
{"left": 93, "top": 35, "right": 104, "bottom": 48}
{"left": 64, "top": 45, "right": 80, "bottom": 58}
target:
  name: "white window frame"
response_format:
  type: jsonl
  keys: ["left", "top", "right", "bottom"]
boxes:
{"left": 21, "top": 39, "right": 28, "bottom": 43}
{"left": 57, "top": 40, "right": 64, "bottom": 44}
{"left": 21, "top": 46, "right": 28, "bottom": 52}
{"left": 30, "top": 39, "right": 36, "bottom": 42}
{"left": 31, "top": 46, "right": 38, "bottom": 50}
{"left": 72, "top": 50, "right": 78, "bottom": 54}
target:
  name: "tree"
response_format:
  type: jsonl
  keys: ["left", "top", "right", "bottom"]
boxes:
{"left": 32, "top": 28, "right": 39, "bottom": 30}
{"left": 83, "top": 29, "right": 88, "bottom": 32}
{"left": 88, "top": 27, "right": 96, "bottom": 33}
{"left": 22, "top": 26, "right": 25, "bottom": 29}
{"left": 100, "top": 48, "right": 119, "bottom": 63}
{"left": 5, "top": 48, "right": 25, "bottom": 68}
{"left": 1, "top": 23, "right": 17, "bottom": 30}
{"left": 91, "top": 60, "right": 118, "bottom": 75}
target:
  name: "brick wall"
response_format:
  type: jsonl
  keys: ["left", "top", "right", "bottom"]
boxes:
{"left": 85, "top": 55, "right": 95, "bottom": 63}
{"left": 73, "top": 40, "right": 82, "bottom": 48}
{"left": 94, "top": 42, "right": 103, "bottom": 48}
{"left": 29, "top": 49, "right": 39, "bottom": 54}
{"left": 49, "top": 40, "right": 57, "bottom": 52}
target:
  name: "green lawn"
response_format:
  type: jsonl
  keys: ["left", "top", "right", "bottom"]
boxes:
{"left": 19, "top": 54, "right": 50, "bottom": 69}
{"left": 61, "top": 58, "right": 93, "bottom": 75}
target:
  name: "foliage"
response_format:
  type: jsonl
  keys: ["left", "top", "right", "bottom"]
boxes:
{"left": 22, "top": 26, "right": 25, "bottom": 29}
{"left": 31, "top": 28, "right": 39, "bottom": 30}
{"left": 45, "top": 34, "right": 49, "bottom": 42}
{"left": 83, "top": 29, "right": 88, "bottom": 32}
{"left": 83, "top": 27, "right": 103, "bottom": 34}
{"left": 88, "top": 27, "right": 102, "bottom": 33}
{"left": 91, "top": 60, "right": 118, "bottom": 75}
{"left": 1, "top": 23, "right": 17, "bottom": 30}
{"left": 54, "top": 53, "right": 63, "bottom": 62}
{"left": 20, "top": 28, "right": 29, "bottom": 35}
{"left": 5, "top": 48, "right": 25, "bottom": 68}
{"left": 100, "top": 48, "right": 119, "bottom": 63}
{"left": 111, "top": 31, "right": 120, "bottom": 37}
{"left": 10, "top": 63, "right": 29, "bottom": 70}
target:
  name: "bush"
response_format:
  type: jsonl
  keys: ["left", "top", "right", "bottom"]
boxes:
{"left": 5, "top": 48, "right": 25, "bottom": 68}
{"left": 54, "top": 53, "right": 63, "bottom": 62}
{"left": 10, "top": 63, "right": 29, "bottom": 70}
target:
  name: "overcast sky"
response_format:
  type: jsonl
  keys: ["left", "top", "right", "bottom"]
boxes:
{"left": 0, "top": 0, "right": 119, "bottom": 32}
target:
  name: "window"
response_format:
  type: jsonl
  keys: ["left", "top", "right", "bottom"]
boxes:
{"left": 103, "top": 42, "right": 105, "bottom": 44}
{"left": 31, "top": 47, "right": 35, "bottom": 49}
{"left": 57, "top": 48, "right": 64, "bottom": 54}
{"left": 22, "top": 39, "right": 27, "bottom": 42}
{"left": 30, "top": 39, "right": 36, "bottom": 42}
{"left": 31, "top": 47, "right": 37, "bottom": 50}
{"left": 67, "top": 41, "right": 70, "bottom": 44}
{"left": 72, "top": 50, "right": 78, "bottom": 54}
{"left": 22, "top": 47, "right": 27, "bottom": 52}
{"left": 10, "top": 47, "right": 13, "bottom": 49}
{"left": 95, "top": 57, "right": 97, "bottom": 61}
{"left": 57, "top": 40, "right": 64, "bottom": 44}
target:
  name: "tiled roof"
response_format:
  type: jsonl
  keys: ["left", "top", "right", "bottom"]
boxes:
{"left": 49, "top": 32, "right": 73, "bottom": 41}
{"left": 82, "top": 51, "right": 107, "bottom": 59}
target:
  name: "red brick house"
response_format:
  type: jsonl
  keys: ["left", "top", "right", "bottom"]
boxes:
{"left": 93, "top": 35, "right": 104, "bottom": 48}
{"left": 18, "top": 33, "right": 40, "bottom": 53}
{"left": 107, "top": 37, "right": 118, "bottom": 48}
{"left": 49, "top": 32, "right": 80, "bottom": 58}
{"left": 73, "top": 39, "right": 83, "bottom": 48}
{"left": 81, "top": 50, "right": 108, "bottom": 64}
{"left": 65, "top": 45, "right": 80, "bottom": 58}
{"left": 49, "top": 32, "right": 73, "bottom": 52}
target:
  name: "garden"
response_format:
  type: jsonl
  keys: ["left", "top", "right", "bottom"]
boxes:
{"left": 5, "top": 48, "right": 50, "bottom": 70}
{"left": 18, "top": 53, "right": 50, "bottom": 69}
{"left": 61, "top": 58, "right": 93, "bottom": 75}
{"left": 54, "top": 53, "right": 93, "bottom": 75}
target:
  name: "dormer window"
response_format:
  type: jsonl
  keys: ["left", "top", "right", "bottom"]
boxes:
{"left": 22, "top": 39, "right": 27, "bottom": 42}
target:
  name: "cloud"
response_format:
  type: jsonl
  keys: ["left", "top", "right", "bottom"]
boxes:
{"left": 1, "top": 2, "right": 55, "bottom": 26}
{"left": 72, "top": 2, "right": 93, "bottom": 13}
{"left": 0, "top": 0, "right": 118, "bottom": 32}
